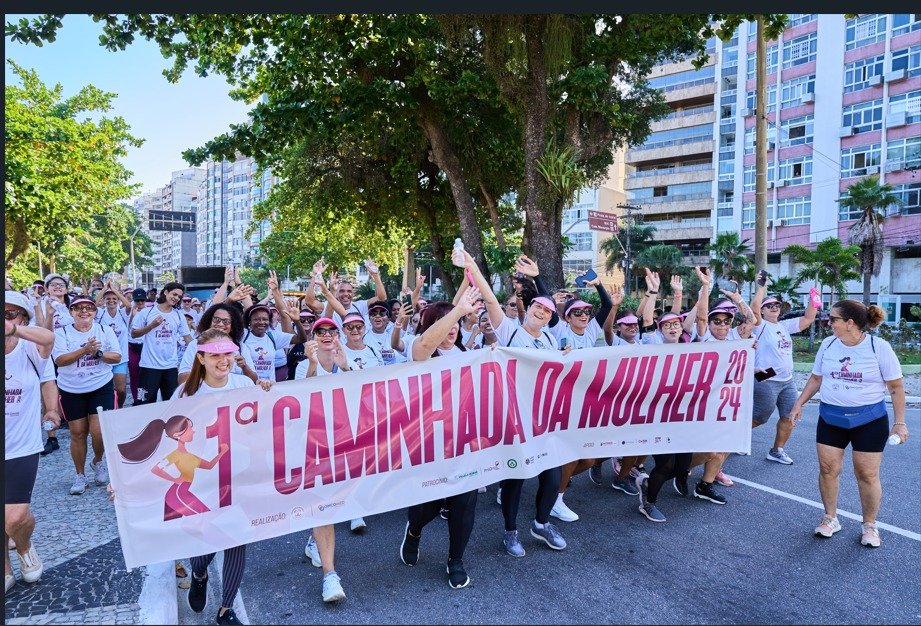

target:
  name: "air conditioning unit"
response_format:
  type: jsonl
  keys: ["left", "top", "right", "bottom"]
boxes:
{"left": 775, "top": 179, "right": 788, "bottom": 188}
{"left": 867, "top": 74, "right": 884, "bottom": 87}
{"left": 865, "top": 165, "right": 880, "bottom": 175}
{"left": 885, "top": 159, "right": 904, "bottom": 173}
{"left": 741, "top": 107, "right": 753, "bottom": 117}
{"left": 768, "top": 141, "right": 776, "bottom": 151}
{"left": 885, "top": 68, "right": 907, "bottom": 83}
{"left": 886, "top": 112, "right": 908, "bottom": 128}
{"left": 839, "top": 126, "right": 858, "bottom": 137}
{"left": 800, "top": 92, "right": 815, "bottom": 104}
{"left": 777, "top": 218, "right": 788, "bottom": 227}
{"left": 767, "top": 181, "right": 775, "bottom": 189}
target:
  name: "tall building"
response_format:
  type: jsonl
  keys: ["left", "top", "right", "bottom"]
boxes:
{"left": 625, "top": 14, "right": 920, "bottom": 318}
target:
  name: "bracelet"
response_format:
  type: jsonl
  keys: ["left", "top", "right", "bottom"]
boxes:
{"left": 893, "top": 422, "right": 907, "bottom": 426}
{"left": 646, "top": 291, "right": 658, "bottom": 296}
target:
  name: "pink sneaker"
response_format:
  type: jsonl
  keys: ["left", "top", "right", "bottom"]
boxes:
{"left": 714, "top": 471, "right": 734, "bottom": 487}
{"left": 861, "top": 523, "right": 881, "bottom": 548}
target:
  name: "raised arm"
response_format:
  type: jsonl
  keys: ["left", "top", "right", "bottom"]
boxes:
{"left": 7, "top": 321, "right": 54, "bottom": 358}
{"left": 461, "top": 249, "right": 505, "bottom": 329}
{"left": 318, "top": 276, "right": 348, "bottom": 318}
{"left": 798, "top": 288, "right": 818, "bottom": 332}
{"left": 693, "top": 267, "right": 711, "bottom": 338}
{"left": 588, "top": 278, "right": 614, "bottom": 327}
{"left": 211, "top": 265, "right": 235, "bottom": 305}
{"left": 670, "top": 274, "right": 684, "bottom": 315}
{"left": 365, "top": 258, "right": 387, "bottom": 304}
{"left": 411, "top": 267, "right": 426, "bottom": 309}
{"left": 751, "top": 270, "right": 769, "bottom": 325}
{"left": 639, "top": 268, "right": 660, "bottom": 328}
{"left": 412, "top": 286, "right": 480, "bottom": 361}
{"left": 267, "top": 271, "right": 293, "bottom": 334}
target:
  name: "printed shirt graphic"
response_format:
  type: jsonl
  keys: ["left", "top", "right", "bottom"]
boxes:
{"left": 494, "top": 316, "right": 559, "bottom": 351}
{"left": 366, "top": 330, "right": 405, "bottom": 365}
{"left": 343, "top": 344, "right": 384, "bottom": 370}
{"left": 753, "top": 318, "right": 801, "bottom": 381}
{"left": 549, "top": 318, "right": 603, "bottom": 350}
{"left": 164, "top": 449, "right": 202, "bottom": 483}
{"left": 813, "top": 335, "right": 902, "bottom": 406}
{"left": 97, "top": 308, "right": 130, "bottom": 364}
{"left": 4, "top": 340, "right": 49, "bottom": 459}
{"left": 52, "top": 324, "right": 120, "bottom": 393}
{"left": 243, "top": 330, "right": 294, "bottom": 381}
{"left": 35, "top": 297, "right": 74, "bottom": 330}
{"left": 132, "top": 307, "right": 188, "bottom": 369}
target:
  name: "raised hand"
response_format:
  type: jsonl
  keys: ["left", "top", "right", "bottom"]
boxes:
{"left": 313, "top": 258, "right": 327, "bottom": 278}
{"left": 415, "top": 268, "right": 426, "bottom": 288}
{"left": 644, "top": 268, "right": 660, "bottom": 293}
{"left": 611, "top": 285, "right": 624, "bottom": 307}
{"left": 227, "top": 284, "right": 254, "bottom": 303}
{"left": 694, "top": 266, "right": 711, "bottom": 285}
{"left": 552, "top": 292, "right": 569, "bottom": 305}
{"left": 224, "top": 265, "right": 234, "bottom": 284}
{"left": 331, "top": 336, "right": 348, "bottom": 368}
{"left": 719, "top": 281, "right": 740, "bottom": 300}
{"left": 670, "top": 274, "right": 683, "bottom": 293}
{"left": 514, "top": 255, "right": 539, "bottom": 278}
{"left": 267, "top": 270, "right": 279, "bottom": 292}
{"left": 257, "top": 379, "right": 274, "bottom": 392}
{"left": 304, "top": 340, "right": 319, "bottom": 363}
{"left": 584, "top": 275, "right": 602, "bottom": 287}
{"left": 456, "top": 286, "right": 482, "bottom": 316}
{"left": 364, "top": 258, "right": 380, "bottom": 275}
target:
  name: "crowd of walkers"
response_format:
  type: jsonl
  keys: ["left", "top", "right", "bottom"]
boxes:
{"left": 4, "top": 250, "right": 909, "bottom": 624}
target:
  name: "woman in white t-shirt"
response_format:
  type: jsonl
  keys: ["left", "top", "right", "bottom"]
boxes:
{"left": 789, "top": 300, "right": 907, "bottom": 548}
{"left": 52, "top": 297, "right": 122, "bottom": 497}
{"left": 750, "top": 274, "right": 818, "bottom": 465}
{"left": 96, "top": 287, "right": 132, "bottom": 408}
{"left": 242, "top": 300, "right": 306, "bottom": 383}
{"left": 5, "top": 290, "right": 56, "bottom": 592}
{"left": 116, "top": 329, "right": 271, "bottom": 625}
{"left": 365, "top": 302, "right": 405, "bottom": 365}
{"left": 178, "top": 304, "right": 257, "bottom": 385}
{"left": 35, "top": 273, "right": 74, "bottom": 331}
{"left": 130, "top": 282, "right": 193, "bottom": 405}
{"left": 340, "top": 313, "right": 384, "bottom": 371}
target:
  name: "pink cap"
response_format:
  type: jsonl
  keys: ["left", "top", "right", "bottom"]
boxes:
{"left": 761, "top": 297, "right": 781, "bottom": 308}
{"left": 313, "top": 317, "right": 339, "bottom": 330}
{"left": 197, "top": 340, "right": 239, "bottom": 354}
{"left": 342, "top": 313, "right": 365, "bottom": 326}
{"left": 530, "top": 296, "right": 556, "bottom": 312}
{"left": 68, "top": 296, "right": 97, "bottom": 310}
{"left": 616, "top": 314, "right": 639, "bottom": 325}
{"left": 657, "top": 312, "right": 684, "bottom": 326}
{"left": 564, "top": 300, "right": 592, "bottom": 316}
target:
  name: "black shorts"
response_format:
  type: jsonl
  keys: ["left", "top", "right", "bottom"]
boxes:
{"left": 816, "top": 414, "right": 889, "bottom": 453}
{"left": 59, "top": 379, "right": 116, "bottom": 421}
{"left": 6, "top": 454, "right": 40, "bottom": 504}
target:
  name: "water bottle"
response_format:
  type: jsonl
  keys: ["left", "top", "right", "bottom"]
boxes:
{"left": 887, "top": 434, "right": 902, "bottom": 446}
{"left": 452, "top": 238, "right": 465, "bottom": 268}
{"left": 809, "top": 287, "right": 822, "bottom": 310}
{"left": 42, "top": 420, "right": 55, "bottom": 432}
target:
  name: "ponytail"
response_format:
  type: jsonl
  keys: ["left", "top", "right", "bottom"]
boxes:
{"left": 832, "top": 299, "right": 886, "bottom": 331}
{"left": 117, "top": 414, "right": 191, "bottom": 463}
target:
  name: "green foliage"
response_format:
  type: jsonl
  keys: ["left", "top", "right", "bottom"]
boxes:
{"left": 910, "top": 305, "right": 921, "bottom": 321}
{"left": 599, "top": 222, "right": 657, "bottom": 292}
{"left": 238, "top": 266, "right": 269, "bottom": 300}
{"left": 769, "top": 275, "right": 802, "bottom": 304}
{"left": 783, "top": 237, "right": 861, "bottom": 302}
{"left": 537, "top": 144, "right": 585, "bottom": 208}
{"left": 708, "top": 232, "right": 754, "bottom": 285}
{"left": 635, "top": 244, "right": 684, "bottom": 296}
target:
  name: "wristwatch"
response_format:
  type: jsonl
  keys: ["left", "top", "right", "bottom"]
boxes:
{"left": 94, "top": 349, "right": 104, "bottom": 359}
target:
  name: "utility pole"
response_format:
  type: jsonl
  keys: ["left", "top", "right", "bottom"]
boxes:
{"left": 754, "top": 16, "right": 769, "bottom": 271}
{"left": 616, "top": 203, "right": 643, "bottom": 295}
{"left": 129, "top": 224, "right": 142, "bottom": 288}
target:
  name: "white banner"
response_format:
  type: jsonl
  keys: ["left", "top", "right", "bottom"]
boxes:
{"left": 100, "top": 341, "right": 753, "bottom": 569}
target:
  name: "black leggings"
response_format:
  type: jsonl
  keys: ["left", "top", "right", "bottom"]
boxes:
{"left": 501, "top": 466, "right": 562, "bottom": 530}
{"left": 647, "top": 453, "right": 693, "bottom": 504}
{"left": 407, "top": 490, "right": 477, "bottom": 561}
{"left": 136, "top": 366, "right": 179, "bottom": 405}
{"left": 191, "top": 545, "right": 246, "bottom": 609}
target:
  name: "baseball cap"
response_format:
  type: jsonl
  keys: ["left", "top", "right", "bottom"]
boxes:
{"left": 4, "top": 290, "right": 32, "bottom": 321}
{"left": 44, "top": 273, "right": 69, "bottom": 287}
{"left": 615, "top": 314, "right": 639, "bottom": 325}
{"left": 368, "top": 301, "right": 389, "bottom": 314}
{"left": 131, "top": 288, "right": 147, "bottom": 302}
{"left": 68, "top": 296, "right": 97, "bottom": 310}
{"left": 313, "top": 317, "right": 339, "bottom": 330}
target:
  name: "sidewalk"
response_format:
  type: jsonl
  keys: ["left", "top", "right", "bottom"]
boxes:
{"left": 4, "top": 425, "right": 145, "bottom": 625}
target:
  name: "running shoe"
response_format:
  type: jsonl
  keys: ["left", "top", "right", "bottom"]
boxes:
{"left": 503, "top": 530, "right": 525, "bottom": 557}
{"left": 530, "top": 521, "right": 566, "bottom": 550}
{"left": 550, "top": 498, "right": 579, "bottom": 522}
{"left": 766, "top": 447, "right": 793, "bottom": 465}
{"left": 496, "top": 487, "right": 502, "bottom": 506}
{"left": 814, "top": 515, "right": 841, "bottom": 538}
{"left": 90, "top": 459, "right": 108, "bottom": 485}
{"left": 638, "top": 502, "right": 666, "bottom": 523}
{"left": 69, "top": 474, "right": 87, "bottom": 496}
{"left": 714, "top": 471, "right": 734, "bottom": 487}
{"left": 216, "top": 608, "right": 242, "bottom": 625}
{"left": 446, "top": 559, "right": 470, "bottom": 589}
{"left": 610, "top": 457, "right": 621, "bottom": 475}
{"left": 304, "top": 534, "right": 321, "bottom": 567}
{"left": 611, "top": 478, "right": 639, "bottom": 496}
{"left": 693, "top": 481, "right": 727, "bottom": 505}
{"left": 673, "top": 473, "right": 690, "bottom": 497}
{"left": 40, "top": 437, "right": 55, "bottom": 456}
{"left": 588, "top": 462, "right": 604, "bottom": 485}
{"left": 733, "top": 451, "right": 750, "bottom": 456}
{"left": 17, "top": 544, "right": 43, "bottom": 583}
{"left": 400, "top": 522, "right": 420, "bottom": 566}
{"left": 350, "top": 518, "right": 367, "bottom": 533}
{"left": 322, "top": 571, "right": 346, "bottom": 602}
{"left": 861, "top": 523, "right": 881, "bottom": 548}
{"left": 188, "top": 573, "right": 208, "bottom": 612}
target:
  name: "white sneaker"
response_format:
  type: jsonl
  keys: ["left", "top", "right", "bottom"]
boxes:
{"left": 478, "top": 486, "right": 487, "bottom": 493}
{"left": 322, "top": 571, "right": 346, "bottom": 602}
{"left": 304, "top": 534, "right": 321, "bottom": 567}
{"left": 18, "top": 544, "right": 43, "bottom": 583}
{"left": 90, "top": 459, "right": 109, "bottom": 485}
{"left": 766, "top": 447, "right": 794, "bottom": 465}
{"left": 814, "top": 515, "right": 842, "bottom": 538}
{"left": 70, "top": 474, "right": 87, "bottom": 495}
{"left": 349, "top": 518, "right": 367, "bottom": 533}
{"left": 549, "top": 498, "right": 579, "bottom": 522}
{"left": 496, "top": 487, "right": 502, "bottom": 506}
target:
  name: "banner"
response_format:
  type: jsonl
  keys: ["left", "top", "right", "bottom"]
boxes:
{"left": 99, "top": 340, "right": 753, "bottom": 569}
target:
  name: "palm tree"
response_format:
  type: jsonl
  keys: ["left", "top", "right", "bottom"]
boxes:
{"left": 768, "top": 276, "right": 802, "bottom": 304}
{"left": 634, "top": 244, "right": 684, "bottom": 296}
{"left": 838, "top": 175, "right": 902, "bottom": 305}
{"left": 784, "top": 237, "right": 861, "bottom": 305}
{"left": 708, "top": 232, "right": 754, "bottom": 286}
{"left": 599, "top": 222, "right": 657, "bottom": 294}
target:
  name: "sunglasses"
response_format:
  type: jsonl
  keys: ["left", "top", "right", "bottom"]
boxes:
{"left": 315, "top": 327, "right": 338, "bottom": 336}
{"left": 569, "top": 308, "right": 592, "bottom": 318}
{"left": 710, "top": 317, "right": 732, "bottom": 326}
{"left": 5, "top": 310, "right": 23, "bottom": 320}
{"left": 344, "top": 323, "right": 365, "bottom": 332}
{"left": 369, "top": 310, "right": 389, "bottom": 317}
{"left": 71, "top": 305, "right": 97, "bottom": 313}
{"left": 300, "top": 317, "right": 316, "bottom": 323}
{"left": 828, "top": 314, "right": 844, "bottom": 323}
{"left": 505, "top": 302, "right": 517, "bottom": 308}
{"left": 211, "top": 317, "right": 232, "bottom": 327}
{"left": 763, "top": 303, "right": 781, "bottom": 310}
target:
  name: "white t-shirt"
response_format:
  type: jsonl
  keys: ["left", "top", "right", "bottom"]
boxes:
{"left": 494, "top": 316, "right": 558, "bottom": 351}
{"left": 294, "top": 357, "right": 348, "bottom": 379}
{"left": 332, "top": 300, "right": 371, "bottom": 329}
{"left": 181, "top": 307, "right": 202, "bottom": 327}
{"left": 549, "top": 319, "right": 603, "bottom": 351}
{"left": 365, "top": 330, "right": 405, "bottom": 365}
{"left": 127, "top": 304, "right": 151, "bottom": 345}
{"left": 178, "top": 339, "right": 256, "bottom": 376}
{"left": 343, "top": 344, "right": 384, "bottom": 370}
{"left": 52, "top": 323, "right": 120, "bottom": 393}
{"left": 172, "top": 373, "right": 256, "bottom": 398}
{"left": 753, "top": 318, "right": 801, "bottom": 381}
{"left": 41, "top": 297, "right": 74, "bottom": 330}
{"left": 132, "top": 306, "right": 190, "bottom": 369}
{"left": 4, "top": 340, "right": 49, "bottom": 459}
{"left": 97, "top": 307, "right": 131, "bottom": 364}
{"left": 641, "top": 330, "right": 664, "bottom": 345}
{"left": 406, "top": 340, "right": 463, "bottom": 361}
{"left": 242, "top": 329, "right": 295, "bottom": 381}
{"left": 698, "top": 328, "right": 742, "bottom": 343}
{"left": 610, "top": 335, "right": 640, "bottom": 347}
{"left": 813, "top": 335, "right": 902, "bottom": 407}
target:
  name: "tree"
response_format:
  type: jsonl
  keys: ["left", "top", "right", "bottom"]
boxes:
{"left": 839, "top": 175, "right": 902, "bottom": 305}
{"left": 634, "top": 244, "right": 684, "bottom": 296}
{"left": 784, "top": 238, "right": 861, "bottom": 305}
{"left": 4, "top": 59, "right": 142, "bottom": 269}
{"left": 768, "top": 275, "right": 802, "bottom": 304}
{"left": 708, "top": 232, "right": 754, "bottom": 286}
{"left": 599, "top": 222, "right": 657, "bottom": 293}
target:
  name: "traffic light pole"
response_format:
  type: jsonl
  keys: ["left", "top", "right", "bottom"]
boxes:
{"left": 617, "top": 203, "right": 643, "bottom": 295}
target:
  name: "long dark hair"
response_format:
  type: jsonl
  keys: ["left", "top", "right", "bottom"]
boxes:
{"left": 197, "top": 303, "right": 245, "bottom": 343}
{"left": 156, "top": 282, "right": 185, "bottom": 304}
{"left": 182, "top": 329, "right": 233, "bottom": 397}
{"left": 416, "top": 301, "right": 466, "bottom": 357}
{"left": 118, "top": 414, "right": 192, "bottom": 463}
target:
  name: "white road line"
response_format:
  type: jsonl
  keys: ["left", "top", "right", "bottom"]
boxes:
{"left": 726, "top": 474, "right": 921, "bottom": 542}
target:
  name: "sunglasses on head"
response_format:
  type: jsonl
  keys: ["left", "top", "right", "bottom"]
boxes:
{"left": 314, "top": 327, "right": 337, "bottom": 336}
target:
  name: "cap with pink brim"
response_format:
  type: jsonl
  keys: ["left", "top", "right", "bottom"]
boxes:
{"left": 761, "top": 297, "right": 781, "bottom": 307}
{"left": 313, "top": 317, "right": 339, "bottom": 330}
{"left": 616, "top": 314, "right": 639, "bottom": 325}
{"left": 342, "top": 313, "right": 365, "bottom": 326}
{"left": 564, "top": 300, "right": 592, "bottom": 316}
{"left": 197, "top": 340, "right": 239, "bottom": 354}
{"left": 530, "top": 296, "right": 556, "bottom": 311}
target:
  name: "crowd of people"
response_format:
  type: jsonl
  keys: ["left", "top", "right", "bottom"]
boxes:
{"left": 4, "top": 250, "right": 909, "bottom": 624}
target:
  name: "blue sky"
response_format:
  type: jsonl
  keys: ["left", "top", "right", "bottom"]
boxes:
{"left": 5, "top": 14, "right": 253, "bottom": 198}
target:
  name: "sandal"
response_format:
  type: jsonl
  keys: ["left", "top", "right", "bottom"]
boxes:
{"left": 175, "top": 561, "right": 188, "bottom": 578}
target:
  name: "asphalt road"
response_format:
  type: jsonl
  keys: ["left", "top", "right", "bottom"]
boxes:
{"left": 177, "top": 403, "right": 921, "bottom": 625}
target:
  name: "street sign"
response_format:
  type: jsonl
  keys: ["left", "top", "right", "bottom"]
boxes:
{"left": 587, "top": 210, "right": 618, "bottom": 233}
{"left": 149, "top": 210, "right": 196, "bottom": 232}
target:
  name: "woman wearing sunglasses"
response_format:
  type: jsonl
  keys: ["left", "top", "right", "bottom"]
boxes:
{"left": 750, "top": 275, "right": 818, "bottom": 465}
{"left": 340, "top": 313, "right": 384, "bottom": 371}
{"left": 284, "top": 310, "right": 318, "bottom": 380}
{"left": 130, "top": 282, "right": 193, "bottom": 405}
{"left": 178, "top": 304, "right": 257, "bottom": 384}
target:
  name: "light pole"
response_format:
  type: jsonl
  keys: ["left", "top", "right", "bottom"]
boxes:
{"left": 129, "top": 224, "right": 142, "bottom": 288}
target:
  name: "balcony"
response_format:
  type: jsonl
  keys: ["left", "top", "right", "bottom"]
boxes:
{"left": 627, "top": 162, "right": 713, "bottom": 180}
{"left": 636, "top": 196, "right": 714, "bottom": 217}
{"left": 626, "top": 139, "right": 715, "bottom": 163}
{"left": 663, "top": 81, "right": 717, "bottom": 103}
{"left": 625, "top": 164, "right": 714, "bottom": 189}
{"left": 646, "top": 217, "right": 712, "bottom": 229}
{"left": 661, "top": 105, "right": 715, "bottom": 121}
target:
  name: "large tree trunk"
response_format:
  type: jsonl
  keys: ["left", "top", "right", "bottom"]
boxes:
{"left": 479, "top": 182, "right": 514, "bottom": 295}
{"left": 417, "top": 96, "right": 490, "bottom": 280}
{"left": 5, "top": 220, "right": 30, "bottom": 269}
{"left": 862, "top": 249, "right": 872, "bottom": 305}
{"left": 419, "top": 160, "right": 457, "bottom": 298}
{"left": 521, "top": 17, "right": 564, "bottom": 291}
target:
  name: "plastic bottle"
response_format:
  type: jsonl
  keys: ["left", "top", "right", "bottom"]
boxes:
{"left": 809, "top": 286, "right": 822, "bottom": 309}
{"left": 42, "top": 420, "right": 55, "bottom": 432}
{"left": 452, "top": 238, "right": 465, "bottom": 268}
{"left": 887, "top": 434, "right": 902, "bottom": 446}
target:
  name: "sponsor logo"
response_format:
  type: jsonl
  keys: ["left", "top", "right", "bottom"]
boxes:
{"left": 317, "top": 501, "right": 345, "bottom": 512}
{"left": 507, "top": 459, "right": 518, "bottom": 469}
{"left": 583, "top": 442, "right": 595, "bottom": 448}
{"left": 251, "top": 512, "right": 286, "bottom": 526}
{"left": 638, "top": 438, "right": 648, "bottom": 445}
{"left": 600, "top": 441, "right": 613, "bottom": 447}
{"left": 484, "top": 462, "right": 501, "bottom": 473}
{"left": 524, "top": 455, "right": 536, "bottom": 465}
{"left": 454, "top": 470, "right": 479, "bottom": 480}
{"left": 654, "top": 437, "right": 661, "bottom": 444}
{"left": 422, "top": 477, "right": 448, "bottom": 488}
{"left": 291, "top": 506, "right": 305, "bottom": 520}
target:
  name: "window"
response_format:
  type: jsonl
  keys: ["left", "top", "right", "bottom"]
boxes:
{"left": 891, "top": 45, "right": 921, "bottom": 77}
{"left": 846, "top": 15, "right": 887, "bottom": 50}
{"left": 780, "top": 74, "right": 816, "bottom": 108}
{"left": 562, "top": 259, "right": 592, "bottom": 274}
{"left": 782, "top": 33, "right": 817, "bottom": 69}
{"left": 647, "top": 65, "right": 715, "bottom": 91}
{"left": 637, "top": 123, "right": 713, "bottom": 150}
{"left": 787, "top": 14, "right": 817, "bottom": 27}
{"left": 567, "top": 232, "right": 594, "bottom": 252}
{"left": 743, "top": 164, "right": 775, "bottom": 192}
{"left": 778, "top": 156, "right": 813, "bottom": 186}
{"left": 892, "top": 14, "right": 921, "bottom": 36}
{"left": 843, "top": 55, "right": 885, "bottom": 92}
{"left": 775, "top": 196, "right": 811, "bottom": 225}
{"left": 746, "top": 46, "right": 778, "bottom": 80}
{"left": 743, "top": 126, "right": 778, "bottom": 154}
{"left": 653, "top": 186, "right": 668, "bottom": 197}
{"left": 742, "top": 201, "right": 774, "bottom": 229}
{"left": 889, "top": 90, "right": 921, "bottom": 125}
{"left": 889, "top": 183, "right": 921, "bottom": 216}
{"left": 747, "top": 20, "right": 758, "bottom": 42}
{"left": 745, "top": 85, "right": 777, "bottom": 112}
{"left": 563, "top": 207, "right": 587, "bottom": 223}
{"left": 781, "top": 115, "right": 814, "bottom": 147}
{"left": 842, "top": 99, "right": 884, "bottom": 132}
{"left": 840, "top": 144, "right": 882, "bottom": 177}
{"left": 886, "top": 137, "right": 921, "bottom": 170}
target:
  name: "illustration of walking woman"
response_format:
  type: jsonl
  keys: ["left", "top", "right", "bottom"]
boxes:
{"left": 117, "top": 414, "right": 227, "bottom": 521}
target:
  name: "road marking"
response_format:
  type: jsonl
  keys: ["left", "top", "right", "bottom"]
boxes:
{"left": 726, "top": 474, "right": 921, "bottom": 542}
